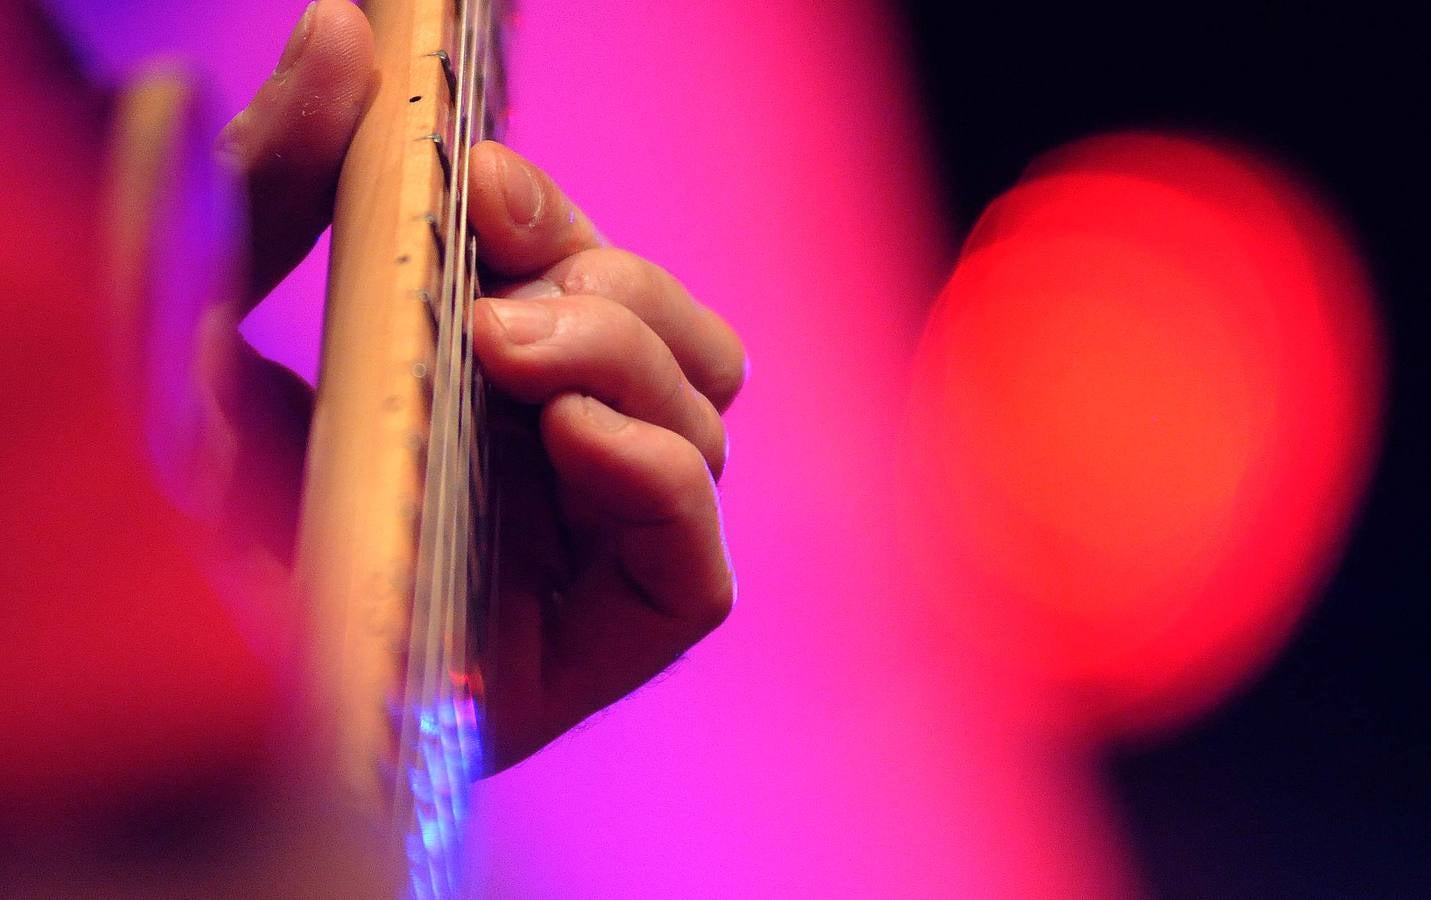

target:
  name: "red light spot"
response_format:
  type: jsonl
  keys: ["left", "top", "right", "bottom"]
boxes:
{"left": 910, "top": 133, "right": 1383, "bottom": 740}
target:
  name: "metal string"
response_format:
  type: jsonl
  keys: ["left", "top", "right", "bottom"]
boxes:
{"left": 392, "top": 1, "right": 505, "bottom": 896}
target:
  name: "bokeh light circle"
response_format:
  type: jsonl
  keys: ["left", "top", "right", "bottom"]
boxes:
{"left": 909, "top": 132, "right": 1384, "bottom": 740}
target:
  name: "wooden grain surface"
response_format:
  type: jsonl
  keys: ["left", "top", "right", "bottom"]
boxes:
{"left": 295, "top": 0, "right": 452, "bottom": 821}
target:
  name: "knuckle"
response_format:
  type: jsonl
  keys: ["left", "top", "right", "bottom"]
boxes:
{"left": 554, "top": 292, "right": 639, "bottom": 348}
{"left": 602, "top": 303, "right": 677, "bottom": 401}
{"left": 707, "top": 423, "right": 729, "bottom": 481}
{"left": 550, "top": 249, "right": 600, "bottom": 295}
{"left": 667, "top": 433, "right": 712, "bottom": 486}
{"left": 691, "top": 393, "right": 729, "bottom": 480}
{"left": 706, "top": 343, "right": 749, "bottom": 411}
{"left": 556, "top": 247, "right": 619, "bottom": 293}
{"left": 556, "top": 247, "right": 676, "bottom": 315}
{"left": 646, "top": 360, "right": 691, "bottom": 421}
{"left": 693, "top": 574, "right": 735, "bottom": 633}
{"left": 651, "top": 438, "right": 715, "bottom": 519}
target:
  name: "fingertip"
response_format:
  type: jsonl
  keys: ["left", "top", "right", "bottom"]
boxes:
{"left": 468, "top": 142, "right": 599, "bottom": 274}
{"left": 291, "top": 0, "right": 376, "bottom": 127}
{"left": 310, "top": 0, "right": 377, "bottom": 75}
{"left": 525, "top": 247, "right": 749, "bottom": 413}
{"left": 230, "top": 0, "right": 374, "bottom": 162}
{"left": 495, "top": 143, "right": 545, "bottom": 229}
{"left": 542, "top": 394, "right": 635, "bottom": 456}
{"left": 701, "top": 310, "right": 749, "bottom": 413}
{"left": 230, "top": 0, "right": 375, "bottom": 306}
{"left": 572, "top": 393, "right": 636, "bottom": 434}
{"left": 469, "top": 299, "right": 559, "bottom": 404}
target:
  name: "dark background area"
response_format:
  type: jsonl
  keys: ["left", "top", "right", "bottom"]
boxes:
{"left": 895, "top": 3, "right": 1429, "bottom": 896}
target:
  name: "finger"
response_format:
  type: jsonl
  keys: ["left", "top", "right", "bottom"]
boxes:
{"left": 466, "top": 141, "right": 601, "bottom": 276}
{"left": 218, "top": 0, "right": 375, "bottom": 308}
{"left": 196, "top": 308, "right": 315, "bottom": 566}
{"left": 472, "top": 296, "right": 728, "bottom": 478}
{"left": 497, "top": 247, "right": 747, "bottom": 411}
{"left": 106, "top": 71, "right": 313, "bottom": 564}
{"left": 481, "top": 394, "right": 731, "bottom": 770}
{"left": 543, "top": 390, "right": 733, "bottom": 643}
{"left": 483, "top": 397, "right": 732, "bottom": 766}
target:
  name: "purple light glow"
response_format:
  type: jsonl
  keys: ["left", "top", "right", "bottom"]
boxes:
{"left": 47, "top": 1, "right": 1131, "bottom": 895}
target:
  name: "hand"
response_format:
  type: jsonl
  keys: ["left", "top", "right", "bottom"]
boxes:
{"left": 466, "top": 141, "right": 745, "bottom": 770}
{"left": 217, "top": 0, "right": 744, "bottom": 772}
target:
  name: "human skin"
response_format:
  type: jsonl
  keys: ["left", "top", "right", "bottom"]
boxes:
{"left": 1, "top": 0, "right": 743, "bottom": 891}
{"left": 215, "top": 0, "right": 746, "bottom": 774}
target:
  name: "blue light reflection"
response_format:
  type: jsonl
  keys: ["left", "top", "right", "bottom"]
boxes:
{"left": 403, "top": 680, "right": 482, "bottom": 899}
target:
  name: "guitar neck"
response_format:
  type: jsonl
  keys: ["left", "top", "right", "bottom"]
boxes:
{"left": 297, "top": 0, "right": 503, "bottom": 895}
{"left": 300, "top": 0, "right": 452, "bottom": 812}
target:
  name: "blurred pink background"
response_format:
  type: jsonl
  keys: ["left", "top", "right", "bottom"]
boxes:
{"left": 44, "top": 1, "right": 1161, "bottom": 895}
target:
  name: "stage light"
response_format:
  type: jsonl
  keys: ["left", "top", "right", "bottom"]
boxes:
{"left": 909, "top": 132, "right": 1384, "bottom": 740}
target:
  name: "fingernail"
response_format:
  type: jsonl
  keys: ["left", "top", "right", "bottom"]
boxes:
{"left": 489, "top": 299, "right": 555, "bottom": 344}
{"left": 503, "top": 278, "right": 563, "bottom": 300}
{"left": 276, "top": 2, "right": 316, "bottom": 77}
{"left": 502, "top": 155, "right": 544, "bottom": 227}
{"left": 581, "top": 395, "right": 630, "bottom": 432}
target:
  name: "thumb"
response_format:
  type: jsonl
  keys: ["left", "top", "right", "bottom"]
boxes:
{"left": 105, "top": 68, "right": 310, "bottom": 566}
{"left": 218, "top": 0, "right": 375, "bottom": 309}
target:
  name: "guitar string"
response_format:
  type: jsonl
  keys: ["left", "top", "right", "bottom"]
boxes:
{"left": 429, "top": 2, "right": 498, "bottom": 888}
{"left": 462, "top": 0, "right": 505, "bottom": 795}
{"left": 397, "top": 0, "right": 466, "bottom": 835}
{"left": 431, "top": 2, "right": 477, "bottom": 892}
{"left": 403, "top": 1, "right": 507, "bottom": 894}
{"left": 399, "top": 1, "right": 479, "bottom": 894}
{"left": 430, "top": 0, "right": 484, "bottom": 888}
{"left": 457, "top": 0, "right": 502, "bottom": 785}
